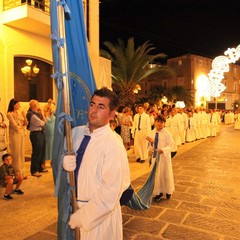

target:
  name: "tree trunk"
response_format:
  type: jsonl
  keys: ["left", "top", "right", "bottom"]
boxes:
{"left": 119, "top": 89, "right": 136, "bottom": 107}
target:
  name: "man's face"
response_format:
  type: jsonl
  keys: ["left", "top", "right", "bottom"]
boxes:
{"left": 155, "top": 120, "right": 165, "bottom": 131}
{"left": 171, "top": 108, "right": 176, "bottom": 116}
{"left": 88, "top": 95, "right": 115, "bottom": 131}
{"left": 138, "top": 106, "right": 144, "bottom": 114}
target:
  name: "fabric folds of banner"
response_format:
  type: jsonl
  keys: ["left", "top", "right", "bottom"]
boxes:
{"left": 124, "top": 158, "right": 158, "bottom": 210}
{"left": 50, "top": 0, "right": 96, "bottom": 239}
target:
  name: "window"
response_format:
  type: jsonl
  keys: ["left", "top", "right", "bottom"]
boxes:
{"left": 14, "top": 57, "right": 53, "bottom": 102}
{"left": 234, "top": 82, "right": 237, "bottom": 92}
{"left": 163, "top": 80, "right": 167, "bottom": 88}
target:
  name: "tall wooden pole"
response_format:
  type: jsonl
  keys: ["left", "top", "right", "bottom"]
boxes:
{"left": 57, "top": 4, "right": 80, "bottom": 240}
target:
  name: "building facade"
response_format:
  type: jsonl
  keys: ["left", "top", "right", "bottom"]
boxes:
{"left": 138, "top": 53, "right": 240, "bottom": 110}
{"left": 0, "top": 0, "right": 111, "bottom": 154}
{"left": 0, "top": 0, "right": 111, "bottom": 113}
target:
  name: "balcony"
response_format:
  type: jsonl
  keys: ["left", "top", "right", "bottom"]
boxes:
{"left": 2, "top": 0, "right": 50, "bottom": 37}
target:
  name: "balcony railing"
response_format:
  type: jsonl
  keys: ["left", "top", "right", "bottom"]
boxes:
{"left": 3, "top": 0, "right": 50, "bottom": 14}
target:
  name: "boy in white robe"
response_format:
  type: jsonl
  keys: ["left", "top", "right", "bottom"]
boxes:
{"left": 63, "top": 88, "right": 130, "bottom": 240}
{"left": 146, "top": 114, "right": 175, "bottom": 202}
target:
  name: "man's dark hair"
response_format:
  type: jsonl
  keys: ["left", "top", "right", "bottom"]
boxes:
{"left": 92, "top": 87, "right": 119, "bottom": 111}
{"left": 155, "top": 114, "right": 166, "bottom": 123}
{"left": 2, "top": 153, "right": 11, "bottom": 161}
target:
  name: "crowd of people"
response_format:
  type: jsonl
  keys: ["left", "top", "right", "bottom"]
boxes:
{"left": 115, "top": 103, "right": 240, "bottom": 151}
{"left": 0, "top": 87, "right": 240, "bottom": 239}
{"left": 0, "top": 98, "right": 55, "bottom": 200}
{"left": 113, "top": 102, "right": 240, "bottom": 203}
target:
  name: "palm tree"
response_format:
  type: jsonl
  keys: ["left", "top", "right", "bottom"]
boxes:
{"left": 169, "top": 86, "right": 194, "bottom": 107}
{"left": 149, "top": 85, "right": 168, "bottom": 103}
{"left": 148, "top": 85, "right": 194, "bottom": 108}
{"left": 100, "top": 38, "right": 173, "bottom": 106}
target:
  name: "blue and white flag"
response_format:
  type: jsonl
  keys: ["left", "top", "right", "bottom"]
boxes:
{"left": 50, "top": 0, "right": 96, "bottom": 239}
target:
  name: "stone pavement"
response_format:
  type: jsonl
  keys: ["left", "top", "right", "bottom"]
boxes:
{"left": 0, "top": 124, "right": 240, "bottom": 240}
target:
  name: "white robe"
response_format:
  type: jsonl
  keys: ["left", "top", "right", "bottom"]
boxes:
{"left": 71, "top": 124, "right": 130, "bottom": 240}
{"left": 193, "top": 112, "right": 200, "bottom": 140}
{"left": 131, "top": 112, "right": 151, "bottom": 160}
{"left": 179, "top": 112, "right": 188, "bottom": 144}
{"left": 149, "top": 128, "right": 175, "bottom": 195}
{"left": 186, "top": 117, "right": 196, "bottom": 142}
{"left": 209, "top": 113, "right": 218, "bottom": 137}
{"left": 168, "top": 115, "right": 181, "bottom": 146}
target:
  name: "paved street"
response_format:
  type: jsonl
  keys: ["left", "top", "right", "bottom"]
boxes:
{"left": 0, "top": 123, "right": 240, "bottom": 240}
{"left": 123, "top": 124, "right": 240, "bottom": 240}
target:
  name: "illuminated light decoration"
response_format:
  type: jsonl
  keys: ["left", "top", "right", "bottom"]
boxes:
{"left": 208, "top": 69, "right": 224, "bottom": 81}
{"left": 208, "top": 69, "right": 226, "bottom": 97}
{"left": 208, "top": 44, "right": 240, "bottom": 99}
{"left": 208, "top": 81, "right": 226, "bottom": 97}
{"left": 224, "top": 46, "right": 240, "bottom": 63}
{"left": 211, "top": 56, "right": 230, "bottom": 72}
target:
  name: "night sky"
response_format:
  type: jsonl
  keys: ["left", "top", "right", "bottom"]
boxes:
{"left": 100, "top": 0, "right": 240, "bottom": 59}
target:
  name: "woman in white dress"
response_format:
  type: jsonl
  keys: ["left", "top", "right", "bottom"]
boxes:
{"left": 7, "top": 99, "right": 28, "bottom": 179}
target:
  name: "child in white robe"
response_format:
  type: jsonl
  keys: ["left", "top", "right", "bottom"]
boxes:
{"left": 146, "top": 114, "right": 175, "bottom": 201}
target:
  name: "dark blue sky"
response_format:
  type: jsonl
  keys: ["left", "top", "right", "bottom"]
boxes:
{"left": 100, "top": 0, "right": 240, "bottom": 59}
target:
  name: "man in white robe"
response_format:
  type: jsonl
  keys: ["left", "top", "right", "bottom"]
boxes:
{"left": 168, "top": 108, "right": 181, "bottom": 146}
{"left": 208, "top": 109, "right": 218, "bottom": 137}
{"left": 63, "top": 87, "right": 130, "bottom": 240}
{"left": 131, "top": 104, "right": 151, "bottom": 163}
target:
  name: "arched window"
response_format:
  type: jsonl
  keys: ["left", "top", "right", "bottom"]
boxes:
{"left": 14, "top": 57, "right": 53, "bottom": 102}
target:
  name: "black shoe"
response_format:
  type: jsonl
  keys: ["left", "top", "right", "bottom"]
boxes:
{"left": 136, "top": 158, "right": 140, "bottom": 162}
{"left": 39, "top": 169, "right": 48, "bottom": 173}
{"left": 13, "top": 189, "right": 24, "bottom": 195}
{"left": 153, "top": 193, "right": 163, "bottom": 202}
{"left": 166, "top": 193, "right": 171, "bottom": 199}
{"left": 3, "top": 194, "right": 13, "bottom": 200}
{"left": 32, "top": 172, "right": 42, "bottom": 177}
{"left": 140, "top": 160, "right": 145, "bottom": 163}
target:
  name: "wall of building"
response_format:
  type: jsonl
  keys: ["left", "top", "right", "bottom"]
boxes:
{"left": 0, "top": 22, "right": 52, "bottom": 113}
{"left": 0, "top": 0, "right": 112, "bottom": 156}
{"left": 138, "top": 53, "right": 240, "bottom": 109}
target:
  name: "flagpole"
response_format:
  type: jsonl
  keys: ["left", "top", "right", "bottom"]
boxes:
{"left": 57, "top": 4, "right": 80, "bottom": 240}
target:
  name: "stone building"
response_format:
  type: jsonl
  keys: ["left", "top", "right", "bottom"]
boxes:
{"left": 138, "top": 53, "right": 240, "bottom": 109}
